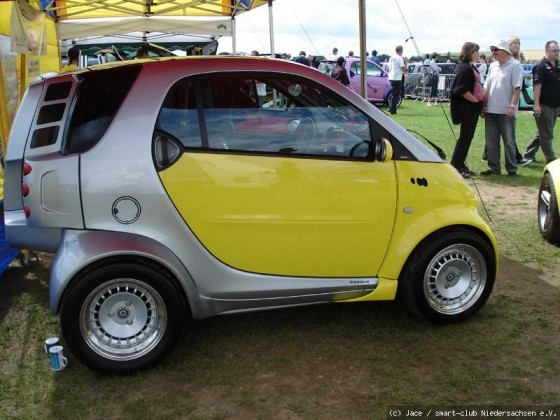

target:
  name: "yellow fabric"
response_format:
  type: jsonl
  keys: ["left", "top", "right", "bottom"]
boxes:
{"left": 61, "top": 63, "right": 78, "bottom": 72}
{"left": 50, "top": 0, "right": 269, "bottom": 20}
{"left": 0, "top": 3, "right": 11, "bottom": 36}
{"left": 0, "top": 1, "right": 61, "bottom": 176}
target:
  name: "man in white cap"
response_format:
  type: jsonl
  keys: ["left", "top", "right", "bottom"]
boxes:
{"left": 481, "top": 39, "right": 523, "bottom": 176}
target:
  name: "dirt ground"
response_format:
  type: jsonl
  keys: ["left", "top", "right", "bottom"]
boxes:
{"left": 1, "top": 179, "right": 559, "bottom": 419}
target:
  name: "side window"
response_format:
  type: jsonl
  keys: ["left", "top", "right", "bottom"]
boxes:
{"left": 202, "top": 74, "right": 379, "bottom": 159}
{"left": 366, "top": 62, "right": 382, "bottom": 77}
{"left": 64, "top": 65, "right": 142, "bottom": 154}
{"left": 156, "top": 73, "right": 391, "bottom": 161}
{"left": 157, "top": 79, "right": 201, "bottom": 148}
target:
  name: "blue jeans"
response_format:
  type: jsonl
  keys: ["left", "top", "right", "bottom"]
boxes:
{"left": 485, "top": 113, "right": 517, "bottom": 174}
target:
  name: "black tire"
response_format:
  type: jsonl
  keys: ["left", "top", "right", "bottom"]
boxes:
{"left": 386, "top": 91, "right": 403, "bottom": 108}
{"left": 398, "top": 229, "right": 496, "bottom": 324}
{"left": 538, "top": 172, "right": 560, "bottom": 245}
{"left": 60, "top": 261, "right": 186, "bottom": 373}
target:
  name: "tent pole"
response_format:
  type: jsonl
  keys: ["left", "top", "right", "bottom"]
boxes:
{"left": 268, "top": 0, "right": 275, "bottom": 58}
{"left": 0, "top": 59, "right": 9, "bottom": 158}
{"left": 18, "top": 55, "right": 25, "bottom": 105}
{"left": 231, "top": 16, "right": 236, "bottom": 55}
{"left": 359, "top": 0, "right": 367, "bottom": 99}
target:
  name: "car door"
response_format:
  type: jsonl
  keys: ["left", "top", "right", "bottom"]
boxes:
{"left": 348, "top": 60, "right": 385, "bottom": 102}
{"left": 155, "top": 73, "right": 398, "bottom": 278}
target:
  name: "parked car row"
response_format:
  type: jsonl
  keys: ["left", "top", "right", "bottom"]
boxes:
{"left": 404, "top": 62, "right": 456, "bottom": 100}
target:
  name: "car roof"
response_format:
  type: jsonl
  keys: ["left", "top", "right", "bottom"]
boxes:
{"left": 51, "top": 55, "right": 328, "bottom": 79}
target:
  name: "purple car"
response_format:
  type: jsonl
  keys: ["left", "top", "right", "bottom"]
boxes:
{"left": 319, "top": 57, "right": 402, "bottom": 107}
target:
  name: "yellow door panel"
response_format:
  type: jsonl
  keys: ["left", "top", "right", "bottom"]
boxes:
{"left": 159, "top": 153, "right": 397, "bottom": 277}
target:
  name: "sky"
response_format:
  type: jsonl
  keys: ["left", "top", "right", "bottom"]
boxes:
{"left": 216, "top": 0, "right": 560, "bottom": 58}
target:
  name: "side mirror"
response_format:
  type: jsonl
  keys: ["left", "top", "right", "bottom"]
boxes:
{"left": 375, "top": 138, "right": 393, "bottom": 162}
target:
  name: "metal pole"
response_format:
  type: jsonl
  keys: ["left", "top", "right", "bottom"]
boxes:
{"left": 268, "top": 0, "right": 275, "bottom": 58}
{"left": 359, "top": 0, "right": 367, "bottom": 99}
{"left": 231, "top": 16, "right": 237, "bottom": 55}
{"left": 0, "top": 59, "right": 10, "bottom": 158}
{"left": 268, "top": 0, "right": 278, "bottom": 106}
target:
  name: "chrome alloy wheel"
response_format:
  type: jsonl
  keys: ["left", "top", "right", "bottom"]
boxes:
{"left": 423, "top": 244, "right": 487, "bottom": 315}
{"left": 79, "top": 279, "right": 167, "bottom": 361}
{"left": 538, "top": 185, "right": 552, "bottom": 232}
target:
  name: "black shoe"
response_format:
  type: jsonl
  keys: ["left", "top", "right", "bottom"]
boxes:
{"left": 507, "top": 172, "right": 517, "bottom": 177}
{"left": 520, "top": 157, "right": 534, "bottom": 166}
{"left": 461, "top": 166, "right": 475, "bottom": 176}
{"left": 480, "top": 169, "right": 497, "bottom": 176}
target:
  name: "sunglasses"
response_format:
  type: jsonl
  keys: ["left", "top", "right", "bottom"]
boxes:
{"left": 490, "top": 47, "right": 498, "bottom": 53}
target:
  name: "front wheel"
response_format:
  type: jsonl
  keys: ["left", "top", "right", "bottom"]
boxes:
{"left": 386, "top": 91, "right": 403, "bottom": 108}
{"left": 398, "top": 229, "right": 496, "bottom": 324}
{"left": 538, "top": 172, "right": 560, "bottom": 244}
{"left": 60, "top": 261, "right": 186, "bottom": 373}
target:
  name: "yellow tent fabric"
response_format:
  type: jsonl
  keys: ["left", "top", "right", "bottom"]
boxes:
{"left": 49, "top": 0, "right": 269, "bottom": 19}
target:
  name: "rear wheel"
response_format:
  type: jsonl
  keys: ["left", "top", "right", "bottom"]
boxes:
{"left": 398, "top": 229, "right": 495, "bottom": 323}
{"left": 60, "top": 261, "right": 186, "bottom": 373}
{"left": 538, "top": 172, "right": 560, "bottom": 244}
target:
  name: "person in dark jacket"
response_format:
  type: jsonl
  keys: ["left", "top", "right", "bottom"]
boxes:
{"left": 331, "top": 56, "right": 350, "bottom": 87}
{"left": 295, "top": 51, "right": 309, "bottom": 66}
{"left": 450, "top": 42, "right": 485, "bottom": 178}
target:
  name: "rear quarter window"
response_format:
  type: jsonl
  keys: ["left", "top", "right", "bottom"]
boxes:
{"left": 63, "top": 65, "right": 142, "bottom": 154}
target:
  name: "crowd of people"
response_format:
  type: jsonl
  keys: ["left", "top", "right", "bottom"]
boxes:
{"left": 243, "top": 41, "right": 559, "bottom": 178}
{"left": 448, "top": 37, "right": 559, "bottom": 178}
{"left": 64, "top": 40, "right": 557, "bottom": 177}
{"left": 282, "top": 39, "right": 558, "bottom": 179}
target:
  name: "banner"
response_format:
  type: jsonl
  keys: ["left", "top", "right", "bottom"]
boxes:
{"left": 10, "top": 1, "right": 47, "bottom": 55}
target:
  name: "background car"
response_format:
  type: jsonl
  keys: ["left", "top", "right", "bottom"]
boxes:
{"left": 538, "top": 159, "right": 560, "bottom": 244}
{"left": 519, "top": 64, "right": 534, "bottom": 110}
{"left": 318, "top": 57, "right": 402, "bottom": 107}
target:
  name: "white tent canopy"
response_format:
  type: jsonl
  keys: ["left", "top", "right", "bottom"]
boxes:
{"left": 42, "top": 0, "right": 271, "bottom": 54}
{"left": 56, "top": 16, "right": 233, "bottom": 40}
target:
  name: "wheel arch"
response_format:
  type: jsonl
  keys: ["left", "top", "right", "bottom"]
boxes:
{"left": 381, "top": 224, "right": 498, "bottom": 284}
{"left": 398, "top": 225, "right": 498, "bottom": 281}
{"left": 51, "top": 230, "right": 204, "bottom": 318}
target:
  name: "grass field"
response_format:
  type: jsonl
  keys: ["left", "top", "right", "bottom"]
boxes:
{"left": 1, "top": 99, "right": 559, "bottom": 419}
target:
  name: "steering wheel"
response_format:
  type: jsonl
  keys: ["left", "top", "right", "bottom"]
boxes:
{"left": 349, "top": 140, "right": 371, "bottom": 157}
{"left": 292, "top": 118, "right": 316, "bottom": 152}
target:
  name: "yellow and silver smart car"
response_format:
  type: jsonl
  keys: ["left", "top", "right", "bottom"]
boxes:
{"left": 4, "top": 57, "right": 498, "bottom": 373}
